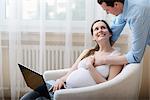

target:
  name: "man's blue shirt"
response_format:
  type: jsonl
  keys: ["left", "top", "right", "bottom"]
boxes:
{"left": 111, "top": 0, "right": 150, "bottom": 63}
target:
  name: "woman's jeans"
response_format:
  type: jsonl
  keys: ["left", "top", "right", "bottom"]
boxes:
{"left": 20, "top": 80, "right": 55, "bottom": 100}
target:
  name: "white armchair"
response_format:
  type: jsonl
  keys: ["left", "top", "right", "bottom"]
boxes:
{"left": 43, "top": 63, "right": 142, "bottom": 100}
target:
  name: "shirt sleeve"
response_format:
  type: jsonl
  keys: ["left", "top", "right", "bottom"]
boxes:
{"left": 111, "top": 14, "right": 126, "bottom": 42}
{"left": 125, "top": 17, "right": 149, "bottom": 63}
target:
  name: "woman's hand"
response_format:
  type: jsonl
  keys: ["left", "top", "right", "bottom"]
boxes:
{"left": 52, "top": 79, "right": 65, "bottom": 92}
{"left": 85, "top": 56, "right": 95, "bottom": 69}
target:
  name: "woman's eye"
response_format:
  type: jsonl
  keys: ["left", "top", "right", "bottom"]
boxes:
{"left": 95, "top": 27, "right": 99, "bottom": 31}
{"left": 101, "top": 26, "right": 106, "bottom": 29}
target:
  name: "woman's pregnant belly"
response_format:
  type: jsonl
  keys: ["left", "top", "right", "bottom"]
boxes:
{"left": 66, "top": 68, "right": 96, "bottom": 88}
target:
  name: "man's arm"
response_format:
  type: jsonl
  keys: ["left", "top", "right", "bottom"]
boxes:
{"left": 103, "top": 55, "right": 128, "bottom": 65}
{"left": 102, "top": 16, "right": 149, "bottom": 65}
{"left": 124, "top": 18, "right": 149, "bottom": 63}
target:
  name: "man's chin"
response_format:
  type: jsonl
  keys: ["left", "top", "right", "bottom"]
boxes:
{"left": 109, "top": 13, "right": 119, "bottom": 16}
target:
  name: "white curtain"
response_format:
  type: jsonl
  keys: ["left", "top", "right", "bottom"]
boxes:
{"left": 0, "top": 32, "right": 4, "bottom": 100}
{"left": 0, "top": 0, "right": 4, "bottom": 99}
{"left": 0, "top": 0, "right": 107, "bottom": 99}
{"left": 7, "top": 0, "right": 22, "bottom": 99}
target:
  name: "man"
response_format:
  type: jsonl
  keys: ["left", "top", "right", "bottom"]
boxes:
{"left": 97, "top": 0, "right": 150, "bottom": 65}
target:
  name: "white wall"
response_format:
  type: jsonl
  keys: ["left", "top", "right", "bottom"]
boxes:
{"left": 139, "top": 46, "right": 150, "bottom": 99}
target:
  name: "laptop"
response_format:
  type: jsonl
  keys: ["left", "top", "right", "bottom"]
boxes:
{"left": 18, "top": 64, "right": 51, "bottom": 99}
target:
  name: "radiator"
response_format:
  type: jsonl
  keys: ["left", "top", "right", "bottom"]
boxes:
{"left": 22, "top": 45, "right": 83, "bottom": 70}
{"left": 21, "top": 45, "right": 83, "bottom": 91}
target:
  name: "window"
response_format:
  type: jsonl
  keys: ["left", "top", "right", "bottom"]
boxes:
{"left": 22, "top": 0, "right": 40, "bottom": 20}
{"left": 3, "top": 0, "right": 88, "bottom": 33}
{"left": 5, "top": 0, "right": 86, "bottom": 21}
{"left": 46, "top": 0, "right": 85, "bottom": 21}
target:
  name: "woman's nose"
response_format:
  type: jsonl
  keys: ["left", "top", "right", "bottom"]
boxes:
{"left": 98, "top": 29, "right": 104, "bottom": 33}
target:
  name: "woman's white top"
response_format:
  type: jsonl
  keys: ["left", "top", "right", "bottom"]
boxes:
{"left": 66, "top": 49, "right": 121, "bottom": 88}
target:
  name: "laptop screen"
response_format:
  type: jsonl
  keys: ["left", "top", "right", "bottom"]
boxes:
{"left": 18, "top": 64, "right": 50, "bottom": 99}
{"left": 19, "top": 64, "right": 43, "bottom": 90}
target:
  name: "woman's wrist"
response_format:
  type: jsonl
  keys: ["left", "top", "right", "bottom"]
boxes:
{"left": 57, "top": 78, "right": 65, "bottom": 83}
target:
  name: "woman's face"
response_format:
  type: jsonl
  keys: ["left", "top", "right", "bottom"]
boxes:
{"left": 92, "top": 21, "right": 111, "bottom": 42}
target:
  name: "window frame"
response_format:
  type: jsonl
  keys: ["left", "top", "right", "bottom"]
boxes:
{"left": 0, "top": 0, "right": 117, "bottom": 34}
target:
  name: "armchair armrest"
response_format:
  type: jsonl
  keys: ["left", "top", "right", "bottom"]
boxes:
{"left": 43, "top": 63, "right": 142, "bottom": 100}
{"left": 43, "top": 68, "right": 69, "bottom": 81}
{"left": 56, "top": 64, "right": 141, "bottom": 100}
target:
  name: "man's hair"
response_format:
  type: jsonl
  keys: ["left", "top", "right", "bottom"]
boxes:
{"left": 97, "top": 0, "right": 124, "bottom": 7}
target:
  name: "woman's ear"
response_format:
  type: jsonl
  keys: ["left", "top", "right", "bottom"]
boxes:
{"left": 108, "top": 33, "right": 112, "bottom": 37}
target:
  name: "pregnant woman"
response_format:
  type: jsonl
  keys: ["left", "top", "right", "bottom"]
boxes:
{"left": 53, "top": 20, "right": 123, "bottom": 90}
{"left": 21, "top": 20, "right": 123, "bottom": 100}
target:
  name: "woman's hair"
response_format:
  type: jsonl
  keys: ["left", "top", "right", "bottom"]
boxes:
{"left": 97, "top": 0, "right": 124, "bottom": 7}
{"left": 81, "top": 20, "right": 113, "bottom": 60}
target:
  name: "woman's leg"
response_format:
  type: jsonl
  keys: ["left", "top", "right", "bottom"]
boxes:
{"left": 36, "top": 96, "right": 49, "bottom": 100}
{"left": 46, "top": 80, "right": 56, "bottom": 100}
{"left": 21, "top": 80, "right": 55, "bottom": 100}
{"left": 20, "top": 91, "right": 40, "bottom": 100}
{"left": 20, "top": 90, "right": 53, "bottom": 100}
